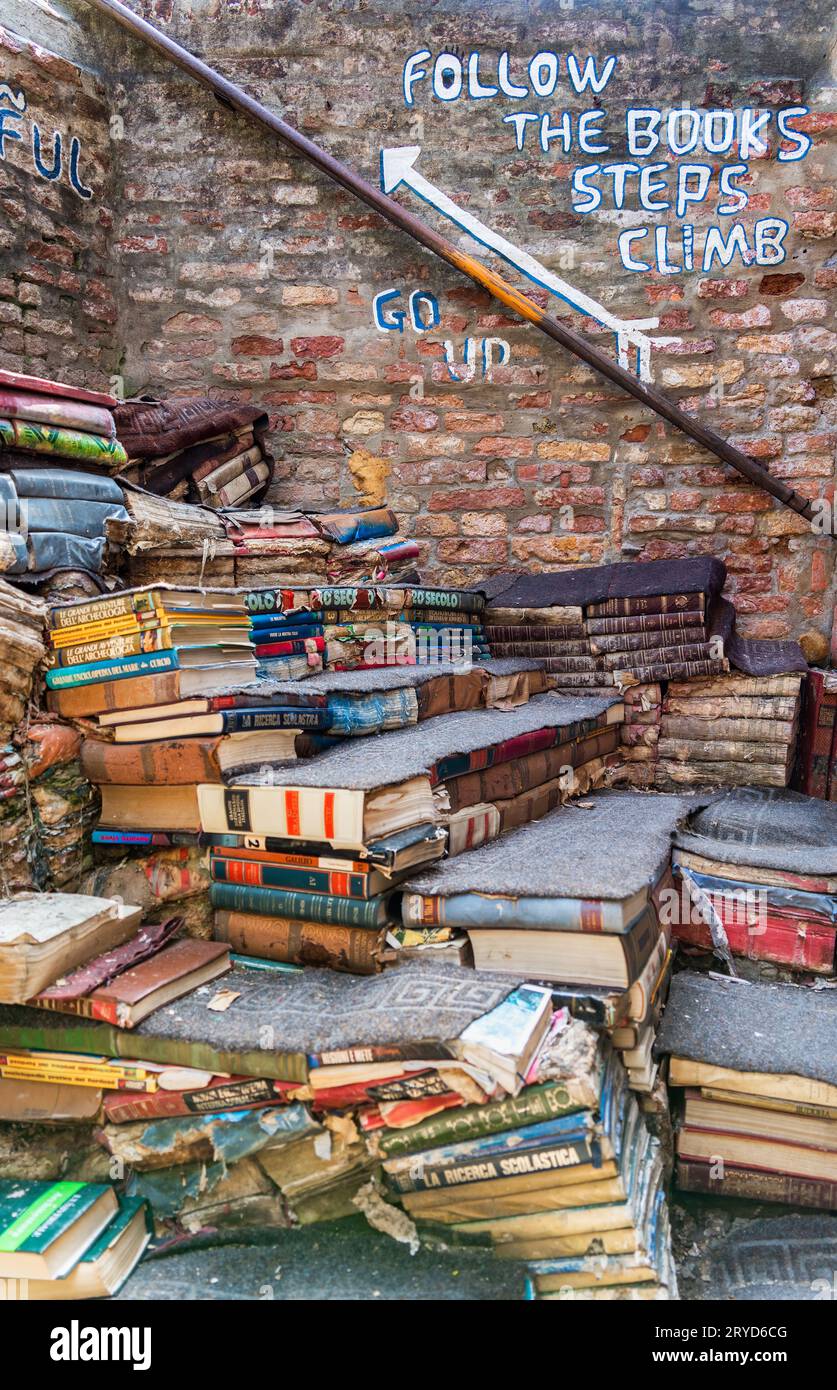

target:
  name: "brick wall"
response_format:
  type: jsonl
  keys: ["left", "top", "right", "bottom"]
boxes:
{"left": 3, "top": 0, "right": 836, "bottom": 649}
{"left": 0, "top": 19, "right": 118, "bottom": 390}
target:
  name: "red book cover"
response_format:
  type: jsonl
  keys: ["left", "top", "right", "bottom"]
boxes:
{"left": 673, "top": 905, "right": 836, "bottom": 973}
{"left": 103, "top": 1075, "right": 294, "bottom": 1123}
{"left": 0, "top": 366, "right": 116, "bottom": 408}
{"left": 253, "top": 636, "right": 325, "bottom": 658}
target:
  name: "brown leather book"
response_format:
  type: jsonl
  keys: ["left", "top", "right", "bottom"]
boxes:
{"left": 214, "top": 909, "right": 385, "bottom": 976}
{"left": 47, "top": 670, "right": 185, "bottom": 719}
{"left": 82, "top": 736, "right": 227, "bottom": 785}
{"left": 30, "top": 939, "right": 230, "bottom": 1028}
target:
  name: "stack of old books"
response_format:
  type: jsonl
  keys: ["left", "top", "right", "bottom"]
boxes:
{"left": 0, "top": 1180, "right": 151, "bottom": 1299}
{"left": 113, "top": 396, "right": 273, "bottom": 507}
{"left": 616, "top": 684, "right": 663, "bottom": 789}
{"left": 0, "top": 368, "right": 126, "bottom": 473}
{"left": 1, "top": 720, "right": 99, "bottom": 894}
{"left": 656, "top": 672, "right": 804, "bottom": 790}
{"left": 373, "top": 1012, "right": 675, "bottom": 1299}
{"left": 795, "top": 669, "right": 837, "bottom": 800}
{"left": 244, "top": 582, "right": 489, "bottom": 677}
{"left": 482, "top": 557, "right": 728, "bottom": 695}
{"left": 660, "top": 970, "right": 837, "bottom": 1212}
{"left": 45, "top": 584, "right": 256, "bottom": 722}
{"left": 0, "top": 958, "right": 674, "bottom": 1294}
{"left": 670, "top": 787, "right": 837, "bottom": 977}
{"left": 121, "top": 493, "right": 419, "bottom": 590}
{"left": 402, "top": 792, "right": 681, "bottom": 1102}
{"left": 203, "top": 694, "right": 624, "bottom": 973}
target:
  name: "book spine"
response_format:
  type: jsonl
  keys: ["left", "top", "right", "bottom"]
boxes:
{"left": 198, "top": 784, "right": 363, "bottom": 844}
{"left": 603, "top": 641, "right": 713, "bottom": 669}
{"left": 615, "top": 658, "right": 727, "bottom": 684}
{"left": 46, "top": 650, "right": 179, "bottom": 690}
{"left": 585, "top": 611, "right": 706, "bottom": 636}
{"left": 492, "top": 648, "right": 596, "bottom": 667}
{"left": 484, "top": 624, "right": 585, "bottom": 641}
{"left": 52, "top": 628, "right": 174, "bottom": 666}
{"left": 209, "top": 879, "right": 392, "bottom": 926}
{"left": 248, "top": 611, "right": 324, "bottom": 629}
{"left": 213, "top": 909, "right": 383, "bottom": 974}
{"left": 663, "top": 695, "right": 799, "bottom": 720}
{"left": 0, "top": 1053, "right": 155, "bottom": 1090}
{"left": 667, "top": 674, "right": 803, "bottom": 698}
{"left": 585, "top": 593, "right": 704, "bottom": 619}
{"left": 377, "top": 1081, "right": 590, "bottom": 1157}
{"left": 221, "top": 707, "right": 331, "bottom": 732}
{"left": 103, "top": 1076, "right": 285, "bottom": 1122}
{"left": 661, "top": 715, "right": 796, "bottom": 742}
{"left": 210, "top": 854, "right": 372, "bottom": 898}
{"left": 590, "top": 628, "right": 705, "bottom": 655}
{"left": 385, "top": 1133, "right": 596, "bottom": 1194}
{"left": 796, "top": 673, "right": 836, "bottom": 799}
{"left": 246, "top": 626, "right": 325, "bottom": 644}
{"left": 672, "top": 912, "right": 835, "bottom": 972}
{"left": 212, "top": 846, "right": 368, "bottom": 872}
{"left": 676, "top": 1158, "right": 837, "bottom": 1210}
{"left": 253, "top": 637, "right": 325, "bottom": 658}
{"left": 657, "top": 737, "right": 791, "bottom": 765}
{"left": 656, "top": 759, "right": 789, "bottom": 788}
{"left": 49, "top": 611, "right": 166, "bottom": 648}
{"left": 51, "top": 590, "right": 160, "bottom": 630}
{"left": 400, "top": 892, "right": 622, "bottom": 932}
{"left": 81, "top": 736, "right": 221, "bottom": 786}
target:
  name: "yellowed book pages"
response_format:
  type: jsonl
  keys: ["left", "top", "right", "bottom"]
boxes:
{"left": 494, "top": 1227, "right": 639, "bottom": 1261}
{"left": 670, "top": 1057, "right": 837, "bottom": 1109}
{"left": 404, "top": 1171, "right": 624, "bottom": 1222}
{"left": 452, "top": 1199, "right": 634, "bottom": 1242}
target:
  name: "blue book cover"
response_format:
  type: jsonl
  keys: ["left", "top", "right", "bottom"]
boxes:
{"left": 45, "top": 649, "right": 179, "bottom": 689}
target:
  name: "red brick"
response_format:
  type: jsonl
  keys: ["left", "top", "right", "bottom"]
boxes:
{"left": 290, "top": 335, "right": 345, "bottom": 360}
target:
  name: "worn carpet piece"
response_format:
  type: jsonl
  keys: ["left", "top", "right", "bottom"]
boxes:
{"left": 233, "top": 693, "right": 619, "bottom": 790}
{"left": 709, "top": 598, "right": 807, "bottom": 677}
{"left": 406, "top": 791, "right": 698, "bottom": 899}
{"left": 657, "top": 971, "right": 837, "bottom": 1087}
{"left": 242, "top": 656, "right": 544, "bottom": 699}
{"left": 0, "top": 959, "right": 520, "bottom": 1057}
{"left": 675, "top": 787, "right": 837, "bottom": 874}
{"left": 481, "top": 557, "right": 726, "bottom": 612}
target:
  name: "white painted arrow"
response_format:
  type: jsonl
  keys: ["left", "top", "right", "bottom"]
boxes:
{"left": 381, "top": 145, "right": 659, "bottom": 382}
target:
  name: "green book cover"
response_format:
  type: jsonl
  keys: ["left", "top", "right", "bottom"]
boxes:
{"left": 375, "top": 1081, "right": 593, "bottom": 1158}
{"left": 79, "top": 1196, "right": 152, "bottom": 1264}
{"left": 0, "top": 1180, "right": 106, "bottom": 1258}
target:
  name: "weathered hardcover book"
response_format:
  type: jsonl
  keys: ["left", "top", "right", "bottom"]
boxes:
{"left": 46, "top": 649, "right": 180, "bottom": 690}
{"left": 0, "top": 1180, "right": 118, "bottom": 1279}
{"left": 667, "top": 673, "right": 803, "bottom": 698}
{"left": 603, "top": 642, "right": 714, "bottom": 671}
{"left": 484, "top": 625, "right": 586, "bottom": 642}
{"left": 656, "top": 760, "right": 789, "bottom": 788}
{"left": 371, "top": 1078, "right": 599, "bottom": 1158}
{"left": 586, "top": 612, "right": 707, "bottom": 636}
{"left": 103, "top": 1074, "right": 293, "bottom": 1123}
{"left": 50, "top": 586, "right": 244, "bottom": 631}
{"left": 661, "top": 715, "right": 796, "bottom": 742}
{"left": 444, "top": 728, "right": 620, "bottom": 812}
{"left": 586, "top": 593, "right": 704, "bottom": 619}
{"left": 676, "top": 1158, "right": 837, "bottom": 1210}
{"left": 214, "top": 910, "right": 385, "bottom": 975}
{"left": 590, "top": 628, "right": 705, "bottom": 655}
{"left": 657, "top": 737, "right": 792, "bottom": 766}
{"left": 672, "top": 902, "right": 835, "bottom": 973}
{"left": 29, "top": 940, "right": 230, "bottom": 1028}
{"left": 209, "top": 878, "right": 398, "bottom": 927}
{"left": 539, "top": 668, "right": 614, "bottom": 685}
{"left": 614, "top": 658, "right": 728, "bottom": 684}
{"left": 209, "top": 854, "right": 385, "bottom": 899}
{"left": 663, "top": 694, "right": 799, "bottom": 721}
{"left": 489, "top": 642, "right": 592, "bottom": 658}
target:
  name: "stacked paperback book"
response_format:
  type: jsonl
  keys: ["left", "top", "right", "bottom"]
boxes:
{"left": 660, "top": 970, "right": 837, "bottom": 1212}
{"left": 375, "top": 1012, "right": 675, "bottom": 1299}
{"left": 0, "top": 1181, "right": 151, "bottom": 1299}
